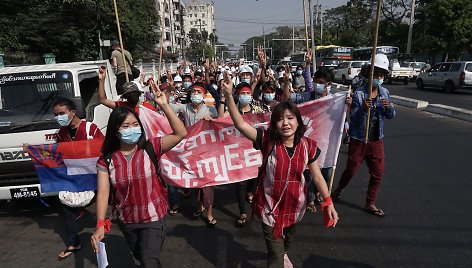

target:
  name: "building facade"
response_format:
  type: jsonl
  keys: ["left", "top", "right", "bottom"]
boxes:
{"left": 183, "top": 0, "right": 215, "bottom": 45}
{"left": 155, "top": 0, "right": 186, "bottom": 60}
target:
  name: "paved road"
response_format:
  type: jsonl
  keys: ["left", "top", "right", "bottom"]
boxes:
{"left": 385, "top": 82, "right": 472, "bottom": 111}
{"left": 1, "top": 106, "right": 471, "bottom": 268}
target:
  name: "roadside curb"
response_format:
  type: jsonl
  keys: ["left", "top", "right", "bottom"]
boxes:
{"left": 390, "top": 95, "right": 429, "bottom": 109}
{"left": 425, "top": 104, "right": 472, "bottom": 122}
{"left": 332, "top": 82, "right": 472, "bottom": 122}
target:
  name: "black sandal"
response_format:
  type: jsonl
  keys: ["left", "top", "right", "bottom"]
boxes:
{"left": 192, "top": 208, "right": 206, "bottom": 219}
{"left": 169, "top": 207, "right": 180, "bottom": 216}
{"left": 306, "top": 202, "right": 316, "bottom": 213}
{"left": 206, "top": 217, "right": 217, "bottom": 227}
{"left": 235, "top": 216, "right": 247, "bottom": 227}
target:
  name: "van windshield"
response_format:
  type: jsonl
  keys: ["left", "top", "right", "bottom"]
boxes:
{"left": 0, "top": 71, "right": 74, "bottom": 133}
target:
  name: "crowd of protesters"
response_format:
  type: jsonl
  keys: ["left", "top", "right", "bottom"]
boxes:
{"left": 35, "top": 45, "right": 395, "bottom": 267}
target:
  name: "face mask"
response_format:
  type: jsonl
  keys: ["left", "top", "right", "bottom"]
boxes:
{"left": 240, "top": 78, "right": 251, "bottom": 84}
{"left": 296, "top": 70, "right": 303, "bottom": 75}
{"left": 210, "top": 80, "right": 216, "bottom": 85}
{"left": 169, "top": 95, "right": 175, "bottom": 104}
{"left": 238, "top": 95, "right": 253, "bottom": 106}
{"left": 175, "top": 83, "right": 182, "bottom": 89}
{"left": 190, "top": 94, "right": 204, "bottom": 104}
{"left": 183, "top": 82, "right": 192, "bottom": 89}
{"left": 315, "top": 83, "right": 326, "bottom": 93}
{"left": 263, "top": 93, "right": 275, "bottom": 102}
{"left": 55, "top": 113, "right": 72, "bottom": 127}
{"left": 373, "top": 79, "right": 383, "bottom": 88}
{"left": 119, "top": 127, "right": 142, "bottom": 144}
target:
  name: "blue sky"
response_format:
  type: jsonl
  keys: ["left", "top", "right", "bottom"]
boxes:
{"left": 213, "top": 0, "right": 347, "bottom": 45}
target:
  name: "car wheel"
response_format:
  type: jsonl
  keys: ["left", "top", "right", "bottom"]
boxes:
{"left": 444, "top": 81, "right": 455, "bottom": 93}
{"left": 341, "top": 75, "right": 347, "bottom": 85}
{"left": 416, "top": 79, "right": 424, "bottom": 90}
{"left": 403, "top": 78, "right": 409, "bottom": 85}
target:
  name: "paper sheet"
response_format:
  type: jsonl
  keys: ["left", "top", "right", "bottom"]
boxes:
{"left": 96, "top": 241, "right": 108, "bottom": 268}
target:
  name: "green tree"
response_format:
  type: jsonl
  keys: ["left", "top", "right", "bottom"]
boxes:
{"left": 414, "top": 0, "right": 472, "bottom": 58}
{"left": 0, "top": 0, "right": 159, "bottom": 63}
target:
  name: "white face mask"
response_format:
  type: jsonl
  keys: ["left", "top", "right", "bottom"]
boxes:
{"left": 55, "top": 113, "right": 72, "bottom": 127}
{"left": 190, "top": 94, "right": 204, "bottom": 104}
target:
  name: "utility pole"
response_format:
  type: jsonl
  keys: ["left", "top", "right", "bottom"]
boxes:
{"left": 263, "top": 26, "right": 266, "bottom": 49}
{"left": 320, "top": 6, "right": 323, "bottom": 46}
{"left": 406, "top": 0, "right": 416, "bottom": 54}
{"left": 197, "top": 19, "right": 205, "bottom": 61}
{"left": 252, "top": 39, "right": 255, "bottom": 61}
{"left": 169, "top": 1, "right": 174, "bottom": 53}
{"left": 309, "top": 0, "right": 317, "bottom": 73}
{"left": 292, "top": 26, "right": 295, "bottom": 54}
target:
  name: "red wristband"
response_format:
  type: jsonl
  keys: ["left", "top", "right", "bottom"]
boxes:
{"left": 321, "top": 196, "right": 333, "bottom": 209}
{"left": 96, "top": 218, "right": 112, "bottom": 233}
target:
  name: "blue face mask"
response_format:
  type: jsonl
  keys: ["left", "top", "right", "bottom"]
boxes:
{"left": 238, "top": 95, "right": 253, "bottom": 106}
{"left": 183, "top": 82, "right": 192, "bottom": 89}
{"left": 263, "top": 93, "right": 276, "bottom": 102}
{"left": 296, "top": 70, "right": 303, "bottom": 75}
{"left": 240, "top": 78, "right": 251, "bottom": 84}
{"left": 55, "top": 113, "right": 72, "bottom": 127}
{"left": 119, "top": 127, "right": 142, "bottom": 144}
{"left": 190, "top": 94, "right": 204, "bottom": 104}
{"left": 315, "top": 83, "right": 326, "bottom": 93}
{"left": 373, "top": 79, "right": 383, "bottom": 88}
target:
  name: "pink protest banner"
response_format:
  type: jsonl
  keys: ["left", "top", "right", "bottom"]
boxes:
{"left": 139, "top": 92, "right": 348, "bottom": 188}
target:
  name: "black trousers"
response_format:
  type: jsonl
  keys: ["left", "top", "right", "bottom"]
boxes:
{"left": 117, "top": 218, "right": 167, "bottom": 268}
{"left": 261, "top": 222, "right": 297, "bottom": 268}
{"left": 236, "top": 178, "right": 256, "bottom": 215}
{"left": 62, "top": 204, "right": 83, "bottom": 247}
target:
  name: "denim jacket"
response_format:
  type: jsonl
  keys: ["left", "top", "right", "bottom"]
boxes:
{"left": 349, "top": 84, "right": 396, "bottom": 141}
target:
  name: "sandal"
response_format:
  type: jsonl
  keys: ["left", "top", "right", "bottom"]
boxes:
{"left": 206, "top": 217, "right": 217, "bottom": 227}
{"left": 235, "top": 216, "right": 247, "bottom": 227}
{"left": 192, "top": 208, "right": 206, "bottom": 219}
{"left": 364, "top": 207, "right": 386, "bottom": 217}
{"left": 246, "top": 193, "right": 253, "bottom": 204}
{"left": 169, "top": 207, "right": 180, "bottom": 216}
{"left": 58, "top": 246, "right": 81, "bottom": 261}
{"left": 332, "top": 188, "right": 343, "bottom": 202}
{"left": 306, "top": 202, "right": 316, "bottom": 213}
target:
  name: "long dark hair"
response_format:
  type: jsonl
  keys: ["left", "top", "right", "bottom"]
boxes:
{"left": 268, "top": 102, "right": 306, "bottom": 146}
{"left": 101, "top": 106, "right": 146, "bottom": 156}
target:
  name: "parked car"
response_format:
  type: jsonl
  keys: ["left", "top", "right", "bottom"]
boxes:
{"left": 416, "top": 61, "right": 472, "bottom": 93}
{"left": 334, "top": 60, "right": 369, "bottom": 84}
{"left": 317, "top": 57, "right": 340, "bottom": 81}
{"left": 403, "top": 61, "right": 428, "bottom": 78}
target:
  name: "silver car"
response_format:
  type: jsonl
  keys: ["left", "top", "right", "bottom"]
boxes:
{"left": 416, "top": 61, "right": 472, "bottom": 93}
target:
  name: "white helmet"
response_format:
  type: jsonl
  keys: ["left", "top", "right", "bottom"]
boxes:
{"left": 238, "top": 65, "right": 254, "bottom": 76}
{"left": 174, "top": 75, "right": 182, "bottom": 82}
{"left": 372, "top": 53, "right": 389, "bottom": 72}
{"left": 217, "top": 73, "right": 224, "bottom": 82}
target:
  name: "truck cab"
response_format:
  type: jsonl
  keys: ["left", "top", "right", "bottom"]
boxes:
{"left": 0, "top": 60, "right": 118, "bottom": 200}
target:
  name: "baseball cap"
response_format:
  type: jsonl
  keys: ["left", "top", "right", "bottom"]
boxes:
{"left": 122, "top": 82, "right": 142, "bottom": 95}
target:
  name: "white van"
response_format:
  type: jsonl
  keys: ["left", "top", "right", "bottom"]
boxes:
{"left": 0, "top": 60, "right": 118, "bottom": 200}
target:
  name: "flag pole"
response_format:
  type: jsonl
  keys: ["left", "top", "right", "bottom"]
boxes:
{"left": 113, "top": 0, "right": 129, "bottom": 82}
{"left": 302, "top": 0, "right": 310, "bottom": 51}
{"left": 328, "top": 86, "right": 351, "bottom": 193}
{"left": 364, "top": 0, "right": 382, "bottom": 143}
{"left": 157, "top": 0, "right": 167, "bottom": 84}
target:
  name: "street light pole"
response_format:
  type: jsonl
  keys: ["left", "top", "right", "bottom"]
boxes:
{"left": 309, "top": 0, "right": 317, "bottom": 73}
{"left": 406, "top": 0, "right": 416, "bottom": 54}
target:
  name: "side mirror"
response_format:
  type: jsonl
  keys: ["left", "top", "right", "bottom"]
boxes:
{"left": 71, "top": 97, "right": 86, "bottom": 119}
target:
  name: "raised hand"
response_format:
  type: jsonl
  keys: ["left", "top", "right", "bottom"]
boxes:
{"left": 98, "top": 66, "right": 107, "bottom": 80}
{"left": 258, "top": 46, "right": 266, "bottom": 66}
{"left": 306, "top": 49, "right": 313, "bottom": 64}
{"left": 221, "top": 71, "right": 234, "bottom": 97}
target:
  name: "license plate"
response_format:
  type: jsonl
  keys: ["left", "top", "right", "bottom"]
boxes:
{"left": 10, "top": 187, "right": 40, "bottom": 199}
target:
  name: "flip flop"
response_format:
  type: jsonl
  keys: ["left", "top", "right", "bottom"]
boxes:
{"left": 192, "top": 208, "right": 206, "bottom": 219}
{"left": 206, "top": 217, "right": 217, "bottom": 227}
{"left": 235, "top": 217, "right": 247, "bottom": 227}
{"left": 58, "top": 246, "right": 81, "bottom": 261}
{"left": 169, "top": 207, "right": 180, "bottom": 216}
{"left": 306, "top": 202, "right": 316, "bottom": 213}
{"left": 364, "top": 208, "right": 386, "bottom": 217}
